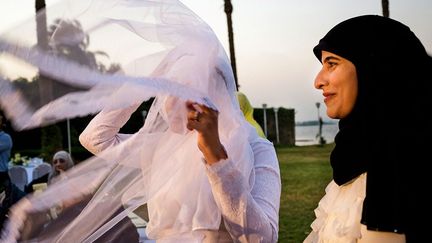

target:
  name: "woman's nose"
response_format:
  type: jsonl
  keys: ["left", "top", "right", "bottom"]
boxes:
{"left": 314, "top": 68, "right": 327, "bottom": 90}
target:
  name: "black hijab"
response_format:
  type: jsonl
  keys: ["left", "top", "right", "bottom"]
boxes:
{"left": 313, "top": 15, "right": 432, "bottom": 240}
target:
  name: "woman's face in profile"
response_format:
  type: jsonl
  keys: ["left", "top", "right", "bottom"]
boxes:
{"left": 53, "top": 158, "right": 68, "bottom": 172}
{"left": 314, "top": 51, "right": 358, "bottom": 119}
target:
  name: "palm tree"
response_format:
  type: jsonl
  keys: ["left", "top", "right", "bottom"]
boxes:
{"left": 34, "top": 2, "right": 122, "bottom": 105}
{"left": 35, "top": 0, "right": 60, "bottom": 159}
{"left": 35, "top": 0, "right": 53, "bottom": 104}
{"left": 382, "top": 0, "right": 389, "bottom": 18}
{"left": 47, "top": 19, "right": 121, "bottom": 73}
{"left": 224, "top": 0, "right": 239, "bottom": 90}
{"left": 35, "top": 0, "right": 48, "bottom": 49}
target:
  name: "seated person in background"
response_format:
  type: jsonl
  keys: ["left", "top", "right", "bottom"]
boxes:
{"left": 25, "top": 151, "right": 74, "bottom": 193}
{"left": 236, "top": 91, "right": 266, "bottom": 138}
{"left": 48, "top": 151, "right": 74, "bottom": 184}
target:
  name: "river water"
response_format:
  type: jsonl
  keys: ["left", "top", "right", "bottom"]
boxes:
{"left": 295, "top": 123, "right": 339, "bottom": 146}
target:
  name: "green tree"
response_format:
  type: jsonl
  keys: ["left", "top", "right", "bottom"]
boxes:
{"left": 47, "top": 19, "right": 121, "bottom": 73}
{"left": 40, "top": 124, "right": 63, "bottom": 161}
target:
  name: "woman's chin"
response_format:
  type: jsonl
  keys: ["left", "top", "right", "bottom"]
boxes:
{"left": 326, "top": 111, "right": 337, "bottom": 119}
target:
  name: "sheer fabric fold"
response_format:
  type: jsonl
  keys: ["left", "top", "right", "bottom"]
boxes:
{"left": 0, "top": 0, "right": 255, "bottom": 242}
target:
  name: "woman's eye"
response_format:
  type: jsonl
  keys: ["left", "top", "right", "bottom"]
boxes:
{"left": 327, "top": 62, "right": 337, "bottom": 68}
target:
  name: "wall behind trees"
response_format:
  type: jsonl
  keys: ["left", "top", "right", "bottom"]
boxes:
{"left": 254, "top": 107, "right": 295, "bottom": 146}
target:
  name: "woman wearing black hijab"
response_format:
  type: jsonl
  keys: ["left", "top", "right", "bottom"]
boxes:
{"left": 305, "top": 15, "right": 431, "bottom": 243}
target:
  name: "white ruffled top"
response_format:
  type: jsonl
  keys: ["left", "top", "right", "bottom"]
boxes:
{"left": 304, "top": 173, "right": 367, "bottom": 243}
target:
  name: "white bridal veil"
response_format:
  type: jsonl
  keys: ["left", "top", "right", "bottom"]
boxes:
{"left": 0, "top": 0, "right": 255, "bottom": 242}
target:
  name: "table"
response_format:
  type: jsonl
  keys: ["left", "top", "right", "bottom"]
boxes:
{"left": 8, "top": 157, "right": 46, "bottom": 188}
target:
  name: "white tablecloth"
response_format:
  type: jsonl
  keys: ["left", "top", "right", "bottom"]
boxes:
{"left": 9, "top": 157, "right": 45, "bottom": 184}
{"left": 25, "top": 158, "right": 45, "bottom": 183}
{"left": 23, "top": 165, "right": 35, "bottom": 183}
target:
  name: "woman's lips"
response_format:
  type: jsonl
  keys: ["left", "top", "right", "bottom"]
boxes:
{"left": 323, "top": 92, "right": 335, "bottom": 103}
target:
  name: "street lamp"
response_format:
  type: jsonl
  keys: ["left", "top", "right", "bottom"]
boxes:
{"left": 273, "top": 107, "right": 280, "bottom": 144}
{"left": 262, "top": 104, "right": 267, "bottom": 137}
{"left": 66, "top": 118, "right": 71, "bottom": 155}
{"left": 315, "top": 102, "right": 325, "bottom": 145}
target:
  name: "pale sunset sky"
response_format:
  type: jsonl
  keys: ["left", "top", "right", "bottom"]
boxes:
{"left": 1, "top": 0, "right": 431, "bottom": 121}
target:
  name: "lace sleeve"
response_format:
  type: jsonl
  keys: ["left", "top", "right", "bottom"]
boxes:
{"left": 205, "top": 138, "right": 281, "bottom": 242}
{"left": 79, "top": 104, "right": 141, "bottom": 154}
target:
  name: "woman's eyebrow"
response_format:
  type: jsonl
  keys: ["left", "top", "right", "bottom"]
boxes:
{"left": 323, "top": 56, "right": 341, "bottom": 63}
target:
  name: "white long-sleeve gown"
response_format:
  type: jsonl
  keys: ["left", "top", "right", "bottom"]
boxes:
{"left": 79, "top": 105, "right": 281, "bottom": 243}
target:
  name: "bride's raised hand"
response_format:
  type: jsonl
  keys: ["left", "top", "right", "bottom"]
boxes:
{"left": 186, "top": 101, "right": 227, "bottom": 165}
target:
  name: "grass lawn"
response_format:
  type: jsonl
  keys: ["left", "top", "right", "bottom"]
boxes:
{"left": 277, "top": 143, "right": 334, "bottom": 243}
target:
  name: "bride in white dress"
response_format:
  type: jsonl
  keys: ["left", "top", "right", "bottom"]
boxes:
{"left": 0, "top": 0, "right": 281, "bottom": 242}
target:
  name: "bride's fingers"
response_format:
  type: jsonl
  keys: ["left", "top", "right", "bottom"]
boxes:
{"left": 186, "top": 100, "right": 216, "bottom": 114}
{"left": 186, "top": 100, "right": 199, "bottom": 111}
{"left": 187, "top": 110, "right": 200, "bottom": 121}
{"left": 186, "top": 113, "right": 203, "bottom": 131}
{"left": 186, "top": 100, "right": 218, "bottom": 132}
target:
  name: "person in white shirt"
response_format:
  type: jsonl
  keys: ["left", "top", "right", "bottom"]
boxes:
{"left": 0, "top": 1, "right": 281, "bottom": 242}
{"left": 79, "top": 95, "right": 281, "bottom": 242}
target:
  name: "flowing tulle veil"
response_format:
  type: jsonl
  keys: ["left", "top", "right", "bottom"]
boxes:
{"left": 0, "top": 0, "right": 255, "bottom": 242}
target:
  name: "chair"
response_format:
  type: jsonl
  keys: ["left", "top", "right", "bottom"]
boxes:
{"left": 8, "top": 166, "right": 28, "bottom": 191}
{"left": 32, "top": 163, "right": 52, "bottom": 181}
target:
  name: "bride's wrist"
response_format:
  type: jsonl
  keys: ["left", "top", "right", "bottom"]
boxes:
{"left": 202, "top": 144, "right": 228, "bottom": 165}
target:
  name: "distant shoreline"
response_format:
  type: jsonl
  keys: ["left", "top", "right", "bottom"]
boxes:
{"left": 295, "top": 123, "right": 339, "bottom": 146}
{"left": 295, "top": 120, "right": 337, "bottom": 126}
